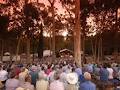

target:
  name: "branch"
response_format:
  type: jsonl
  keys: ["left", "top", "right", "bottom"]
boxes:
{"left": 53, "top": 0, "right": 56, "bottom": 4}
{"left": 48, "top": 0, "right": 56, "bottom": 6}
{"left": 48, "top": 0, "right": 52, "bottom": 5}
{"left": 63, "top": 4, "right": 73, "bottom": 18}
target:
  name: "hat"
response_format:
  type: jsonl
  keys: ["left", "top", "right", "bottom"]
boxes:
{"left": 66, "top": 73, "right": 78, "bottom": 84}
{"left": 84, "top": 72, "right": 91, "bottom": 80}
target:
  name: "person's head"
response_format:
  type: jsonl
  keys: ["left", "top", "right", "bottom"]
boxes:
{"left": 2, "top": 65, "right": 6, "bottom": 70}
{"left": 103, "top": 63, "right": 107, "bottom": 68}
{"left": 39, "top": 72, "right": 47, "bottom": 80}
{"left": 54, "top": 71, "right": 60, "bottom": 80}
{"left": 10, "top": 71, "right": 16, "bottom": 78}
{"left": 72, "top": 67, "right": 75, "bottom": 72}
{"left": 25, "top": 75, "right": 31, "bottom": 83}
{"left": 66, "top": 73, "right": 78, "bottom": 84}
{"left": 21, "top": 67, "right": 26, "bottom": 72}
{"left": 107, "top": 64, "right": 111, "bottom": 68}
{"left": 48, "top": 64, "right": 51, "bottom": 69}
{"left": 41, "top": 66, "right": 45, "bottom": 71}
{"left": 84, "top": 72, "right": 91, "bottom": 81}
{"left": 52, "top": 66, "right": 55, "bottom": 71}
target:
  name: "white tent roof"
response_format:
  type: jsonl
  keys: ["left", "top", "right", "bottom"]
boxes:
{"left": 60, "top": 49, "right": 73, "bottom": 53}
{"left": 4, "top": 52, "right": 10, "bottom": 56}
{"left": 43, "top": 50, "right": 52, "bottom": 56}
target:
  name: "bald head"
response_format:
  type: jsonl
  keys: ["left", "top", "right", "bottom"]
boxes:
{"left": 84, "top": 72, "right": 91, "bottom": 80}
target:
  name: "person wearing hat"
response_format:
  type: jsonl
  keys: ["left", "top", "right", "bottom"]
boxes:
{"left": 80, "top": 72, "right": 96, "bottom": 90}
{"left": 50, "top": 71, "right": 65, "bottom": 90}
{"left": 66, "top": 68, "right": 78, "bottom": 90}
{"left": 0, "top": 65, "right": 8, "bottom": 85}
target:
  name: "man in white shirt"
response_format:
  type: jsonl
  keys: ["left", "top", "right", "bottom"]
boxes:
{"left": 0, "top": 66, "right": 8, "bottom": 83}
{"left": 50, "top": 71, "right": 64, "bottom": 90}
{"left": 107, "top": 65, "right": 114, "bottom": 80}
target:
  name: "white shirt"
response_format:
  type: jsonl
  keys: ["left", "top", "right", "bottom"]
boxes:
{"left": 60, "top": 72, "right": 67, "bottom": 83}
{"left": 107, "top": 68, "right": 114, "bottom": 79}
{"left": 0, "top": 70, "right": 8, "bottom": 81}
{"left": 50, "top": 80, "right": 64, "bottom": 90}
{"left": 38, "top": 71, "right": 46, "bottom": 79}
{"left": 36, "top": 79, "right": 49, "bottom": 90}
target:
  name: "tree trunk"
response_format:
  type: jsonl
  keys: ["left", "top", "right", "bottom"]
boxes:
{"left": 91, "top": 36, "right": 97, "bottom": 62}
{"left": 94, "top": 37, "right": 97, "bottom": 62}
{"left": 8, "top": 39, "right": 12, "bottom": 62}
{"left": 74, "top": 0, "right": 82, "bottom": 67}
{"left": 97, "top": 38, "right": 100, "bottom": 63}
{"left": 51, "top": 3, "right": 56, "bottom": 61}
{"left": 16, "top": 36, "right": 21, "bottom": 62}
{"left": 91, "top": 38, "right": 94, "bottom": 62}
{"left": 32, "top": 37, "right": 35, "bottom": 62}
{"left": 1, "top": 39, "right": 4, "bottom": 61}
{"left": 82, "top": 35, "right": 86, "bottom": 64}
{"left": 100, "top": 36, "right": 103, "bottom": 61}
{"left": 38, "top": 24, "right": 44, "bottom": 59}
{"left": 37, "top": 0, "right": 39, "bottom": 3}
{"left": 26, "top": 38, "right": 31, "bottom": 63}
{"left": 113, "top": 8, "right": 119, "bottom": 61}
{"left": 50, "top": 32, "right": 52, "bottom": 56}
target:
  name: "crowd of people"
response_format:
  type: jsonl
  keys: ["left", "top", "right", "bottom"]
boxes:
{"left": 0, "top": 59, "right": 119, "bottom": 90}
